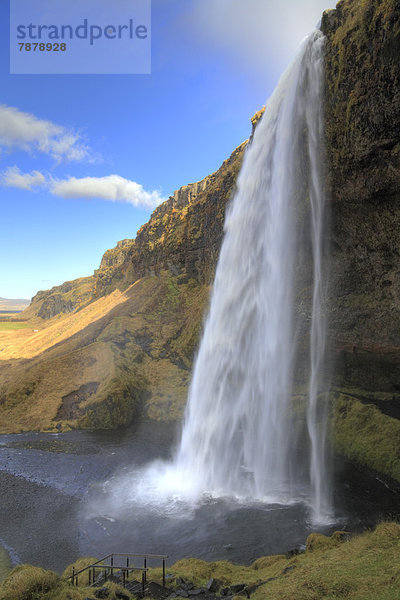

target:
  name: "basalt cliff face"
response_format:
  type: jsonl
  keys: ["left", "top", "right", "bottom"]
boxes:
{"left": 322, "top": 0, "right": 400, "bottom": 481}
{"left": 1, "top": 0, "right": 399, "bottom": 485}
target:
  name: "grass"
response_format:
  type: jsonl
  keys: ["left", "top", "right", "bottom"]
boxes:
{"left": 0, "top": 289, "right": 128, "bottom": 360}
{"left": 0, "top": 322, "right": 31, "bottom": 331}
{"left": 0, "top": 271, "right": 209, "bottom": 432}
{"left": 146, "top": 522, "right": 400, "bottom": 600}
{"left": 0, "top": 563, "right": 133, "bottom": 600}
{"left": 333, "top": 394, "right": 400, "bottom": 482}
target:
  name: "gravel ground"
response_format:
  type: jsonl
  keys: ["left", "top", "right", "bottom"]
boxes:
{"left": 0, "top": 471, "right": 81, "bottom": 573}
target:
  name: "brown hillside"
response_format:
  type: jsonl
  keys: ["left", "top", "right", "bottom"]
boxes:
{"left": 0, "top": 140, "right": 246, "bottom": 432}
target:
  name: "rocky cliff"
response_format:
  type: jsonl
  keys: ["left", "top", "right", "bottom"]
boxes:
{"left": 322, "top": 0, "right": 400, "bottom": 481}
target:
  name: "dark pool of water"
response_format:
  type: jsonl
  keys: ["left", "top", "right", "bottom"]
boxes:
{"left": 0, "top": 420, "right": 398, "bottom": 573}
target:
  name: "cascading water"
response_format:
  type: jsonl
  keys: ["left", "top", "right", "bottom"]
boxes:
{"left": 90, "top": 30, "right": 333, "bottom": 530}
{"left": 171, "top": 30, "right": 332, "bottom": 522}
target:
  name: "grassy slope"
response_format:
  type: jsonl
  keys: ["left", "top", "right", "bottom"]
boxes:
{"left": 0, "top": 138, "right": 245, "bottom": 434}
{"left": 0, "top": 272, "right": 209, "bottom": 433}
{"left": 0, "top": 323, "right": 31, "bottom": 331}
{"left": 163, "top": 523, "right": 400, "bottom": 600}
{"left": 1, "top": 523, "right": 400, "bottom": 600}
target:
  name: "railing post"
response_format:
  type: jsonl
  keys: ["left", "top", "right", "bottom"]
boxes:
{"left": 111, "top": 555, "right": 114, "bottom": 578}
{"left": 163, "top": 559, "right": 166, "bottom": 588}
{"left": 142, "top": 570, "right": 146, "bottom": 593}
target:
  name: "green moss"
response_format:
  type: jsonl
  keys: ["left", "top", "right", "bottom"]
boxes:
{"left": 61, "top": 557, "right": 99, "bottom": 586}
{"left": 333, "top": 394, "right": 400, "bottom": 481}
{"left": 0, "top": 565, "right": 59, "bottom": 600}
{"left": 306, "top": 531, "right": 350, "bottom": 552}
{"left": 145, "top": 524, "right": 400, "bottom": 600}
{"left": 0, "top": 563, "right": 136, "bottom": 600}
{"left": 79, "top": 368, "right": 148, "bottom": 430}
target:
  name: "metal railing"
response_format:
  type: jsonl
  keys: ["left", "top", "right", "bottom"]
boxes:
{"left": 67, "top": 553, "right": 168, "bottom": 590}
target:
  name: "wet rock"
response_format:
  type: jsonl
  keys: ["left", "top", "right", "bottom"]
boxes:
{"left": 230, "top": 584, "right": 246, "bottom": 594}
{"left": 145, "top": 581, "right": 171, "bottom": 599}
{"left": 282, "top": 565, "right": 297, "bottom": 575}
{"left": 220, "top": 587, "right": 231, "bottom": 596}
{"left": 321, "top": 8, "right": 338, "bottom": 34}
{"left": 115, "top": 591, "right": 131, "bottom": 600}
{"left": 206, "top": 578, "right": 223, "bottom": 593}
{"left": 95, "top": 588, "right": 109, "bottom": 599}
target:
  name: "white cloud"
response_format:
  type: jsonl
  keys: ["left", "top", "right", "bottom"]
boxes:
{"left": 183, "top": 0, "right": 337, "bottom": 76}
{"left": 0, "top": 166, "right": 46, "bottom": 190}
{"left": 0, "top": 105, "right": 91, "bottom": 162}
{"left": 1, "top": 166, "right": 166, "bottom": 209}
{"left": 50, "top": 174, "right": 165, "bottom": 208}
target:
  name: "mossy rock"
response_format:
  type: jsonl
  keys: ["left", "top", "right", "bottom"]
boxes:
{"left": 251, "top": 555, "right": 285, "bottom": 570}
{"left": 306, "top": 530, "right": 350, "bottom": 552}
{"left": 0, "top": 565, "right": 59, "bottom": 600}
{"left": 371, "top": 522, "right": 400, "bottom": 544}
{"left": 333, "top": 394, "right": 400, "bottom": 482}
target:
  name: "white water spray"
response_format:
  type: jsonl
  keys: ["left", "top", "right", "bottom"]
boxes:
{"left": 170, "top": 31, "right": 332, "bottom": 522}
{"left": 99, "top": 31, "right": 333, "bottom": 524}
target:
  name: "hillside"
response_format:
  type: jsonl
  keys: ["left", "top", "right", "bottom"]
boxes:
{"left": 0, "top": 298, "right": 29, "bottom": 312}
{"left": 0, "top": 139, "right": 246, "bottom": 432}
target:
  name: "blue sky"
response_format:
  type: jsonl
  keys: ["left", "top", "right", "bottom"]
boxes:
{"left": 1, "top": 0, "right": 336, "bottom": 299}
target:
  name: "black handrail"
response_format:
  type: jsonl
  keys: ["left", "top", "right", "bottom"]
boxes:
{"left": 67, "top": 552, "right": 168, "bottom": 589}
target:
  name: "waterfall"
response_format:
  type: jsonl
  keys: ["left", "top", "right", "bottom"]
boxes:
{"left": 173, "top": 30, "right": 332, "bottom": 522}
